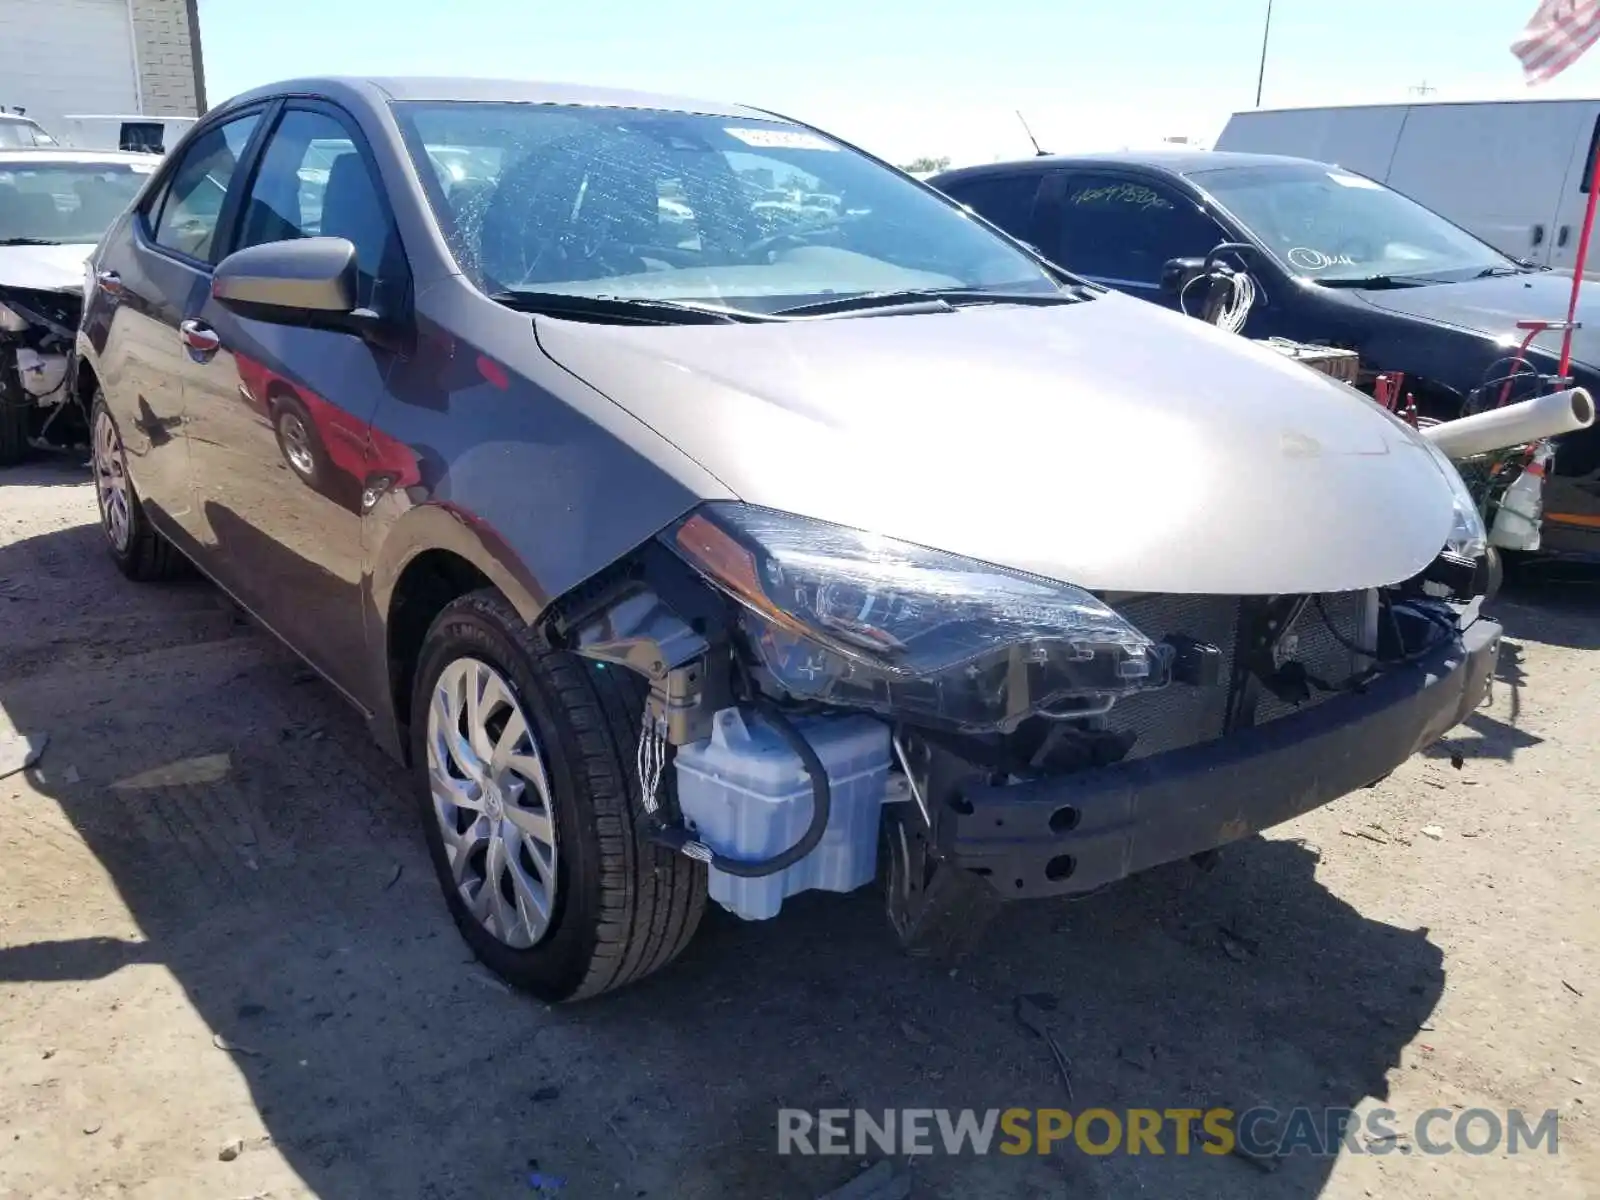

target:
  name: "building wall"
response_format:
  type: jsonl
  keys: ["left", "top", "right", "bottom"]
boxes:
{"left": 130, "top": 0, "right": 206, "bottom": 115}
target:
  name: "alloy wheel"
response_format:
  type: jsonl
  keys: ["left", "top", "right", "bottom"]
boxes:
{"left": 278, "top": 412, "right": 315, "bottom": 477}
{"left": 426, "top": 657, "right": 559, "bottom": 948}
{"left": 92, "top": 409, "right": 132, "bottom": 553}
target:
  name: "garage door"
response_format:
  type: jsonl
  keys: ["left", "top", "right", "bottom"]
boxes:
{"left": 0, "top": 0, "right": 139, "bottom": 139}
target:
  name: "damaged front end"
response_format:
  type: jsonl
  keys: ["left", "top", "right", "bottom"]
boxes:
{"left": 547, "top": 501, "right": 1500, "bottom": 954}
{"left": 0, "top": 285, "right": 83, "bottom": 461}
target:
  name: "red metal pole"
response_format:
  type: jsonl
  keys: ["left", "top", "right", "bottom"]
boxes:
{"left": 1558, "top": 148, "right": 1600, "bottom": 376}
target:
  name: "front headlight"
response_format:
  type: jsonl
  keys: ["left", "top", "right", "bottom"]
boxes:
{"left": 666, "top": 504, "right": 1169, "bottom": 732}
{"left": 0, "top": 302, "right": 28, "bottom": 333}
{"left": 1421, "top": 435, "right": 1489, "bottom": 560}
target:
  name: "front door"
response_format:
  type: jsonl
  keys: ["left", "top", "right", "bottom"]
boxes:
{"left": 93, "top": 110, "right": 264, "bottom": 546}
{"left": 184, "top": 101, "right": 410, "bottom": 706}
{"left": 1044, "top": 171, "right": 1233, "bottom": 312}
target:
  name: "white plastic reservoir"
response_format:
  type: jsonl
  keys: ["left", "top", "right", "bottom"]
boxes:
{"left": 674, "top": 708, "right": 892, "bottom": 920}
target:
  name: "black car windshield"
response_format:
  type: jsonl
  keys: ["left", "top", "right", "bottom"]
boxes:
{"left": 1193, "top": 162, "right": 1516, "bottom": 284}
{"left": 394, "top": 102, "right": 1057, "bottom": 314}
{"left": 0, "top": 159, "right": 151, "bottom": 244}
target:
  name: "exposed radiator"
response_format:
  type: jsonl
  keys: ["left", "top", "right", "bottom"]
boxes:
{"left": 1100, "top": 591, "right": 1371, "bottom": 761}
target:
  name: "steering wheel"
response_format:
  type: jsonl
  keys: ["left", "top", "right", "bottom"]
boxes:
{"left": 741, "top": 224, "right": 843, "bottom": 262}
{"left": 509, "top": 234, "right": 646, "bottom": 284}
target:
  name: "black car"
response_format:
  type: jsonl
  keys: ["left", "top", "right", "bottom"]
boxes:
{"left": 932, "top": 151, "right": 1600, "bottom": 558}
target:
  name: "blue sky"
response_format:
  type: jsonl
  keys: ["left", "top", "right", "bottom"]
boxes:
{"left": 195, "top": 0, "right": 1600, "bottom": 165}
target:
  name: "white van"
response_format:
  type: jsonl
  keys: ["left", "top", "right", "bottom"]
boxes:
{"left": 1217, "top": 99, "right": 1600, "bottom": 276}
{"left": 59, "top": 114, "right": 197, "bottom": 156}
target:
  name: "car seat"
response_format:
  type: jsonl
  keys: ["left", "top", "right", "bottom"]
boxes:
{"left": 319, "top": 153, "right": 392, "bottom": 306}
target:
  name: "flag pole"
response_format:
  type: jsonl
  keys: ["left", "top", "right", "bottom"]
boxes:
{"left": 1254, "top": 0, "right": 1274, "bottom": 107}
{"left": 1559, "top": 147, "right": 1600, "bottom": 376}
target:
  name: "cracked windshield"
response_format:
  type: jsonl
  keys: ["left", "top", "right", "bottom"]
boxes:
{"left": 397, "top": 101, "right": 1055, "bottom": 314}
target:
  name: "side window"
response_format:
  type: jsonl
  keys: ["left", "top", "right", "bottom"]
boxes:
{"left": 149, "top": 113, "right": 261, "bottom": 262}
{"left": 942, "top": 174, "right": 1043, "bottom": 243}
{"left": 1582, "top": 115, "right": 1600, "bottom": 195}
{"left": 119, "top": 121, "right": 166, "bottom": 154}
{"left": 1057, "top": 174, "right": 1226, "bottom": 285}
{"left": 234, "top": 108, "right": 401, "bottom": 309}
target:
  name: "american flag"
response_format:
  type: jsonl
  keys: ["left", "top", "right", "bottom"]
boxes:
{"left": 1513, "top": 0, "right": 1600, "bottom": 84}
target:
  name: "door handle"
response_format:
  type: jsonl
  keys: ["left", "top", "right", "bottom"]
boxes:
{"left": 1559, "top": 225, "right": 1572, "bottom": 248}
{"left": 179, "top": 319, "right": 221, "bottom": 358}
{"left": 1532, "top": 224, "right": 1546, "bottom": 247}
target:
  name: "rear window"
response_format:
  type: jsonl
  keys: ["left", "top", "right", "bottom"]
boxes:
{"left": 0, "top": 118, "right": 57, "bottom": 149}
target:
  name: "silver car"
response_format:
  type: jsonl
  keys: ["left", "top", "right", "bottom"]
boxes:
{"left": 75, "top": 77, "right": 1500, "bottom": 1000}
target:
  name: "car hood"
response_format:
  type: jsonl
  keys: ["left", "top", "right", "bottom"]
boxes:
{"left": 1349, "top": 270, "right": 1600, "bottom": 369}
{"left": 534, "top": 293, "right": 1456, "bottom": 595}
{"left": 0, "top": 242, "right": 92, "bottom": 292}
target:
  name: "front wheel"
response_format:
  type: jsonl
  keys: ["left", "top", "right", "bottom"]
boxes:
{"left": 410, "top": 590, "right": 706, "bottom": 1001}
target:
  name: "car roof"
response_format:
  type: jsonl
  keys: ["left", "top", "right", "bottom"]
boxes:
{"left": 933, "top": 149, "right": 1333, "bottom": 183}
{"left": 223, "top": 75, "right": 775, "bottom": 121}
{"left": 0, "top": 148, "right": 158, "bottom": 167}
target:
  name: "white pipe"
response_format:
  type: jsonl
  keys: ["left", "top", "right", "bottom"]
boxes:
{"left": 1421, "top": 388, "right": 1595, "bottom": 460}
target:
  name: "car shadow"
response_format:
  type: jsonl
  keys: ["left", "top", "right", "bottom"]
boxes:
{"left": 1492, "top": 564, "right": 1600, "bottom": 652}
{"left": 0, "top": 519, "right": 1446, "bottom": 1199}
{"left": 1418, "top": 569, "right": 1598, "bottom": 769}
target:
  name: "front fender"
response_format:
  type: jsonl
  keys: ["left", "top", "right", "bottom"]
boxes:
{"left": 369, "top": 498, "right": 548, "bottom": 629}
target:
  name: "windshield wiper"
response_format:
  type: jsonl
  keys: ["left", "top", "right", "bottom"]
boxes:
{"left": 771, "top": 286, "right": 1090, "bottom": 318}
{"left": 1313, "top": 274, "right": 1439, "bottom": 290}
{"left": 1475, "top": 263, "right": 1536, "bottom": 278}
{"left": 0, "top": 236, "right": 62, "bottom": 247}
{"left": 489, "top": 290, "right": 774, "bottom": 325}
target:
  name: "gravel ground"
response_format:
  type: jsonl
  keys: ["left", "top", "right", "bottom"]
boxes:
{"left": 1, "top": 458, "right": 1597, "bottom": 1199}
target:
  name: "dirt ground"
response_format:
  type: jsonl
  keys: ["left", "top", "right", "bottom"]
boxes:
{"left": 1, "top": 456, "right": 1597, "bottom": 1200}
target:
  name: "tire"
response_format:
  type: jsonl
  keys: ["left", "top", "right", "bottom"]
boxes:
{"left": 0, "top": 398, "right": 27, "bottom": 466}
{"left": 1478, "top": 544, "right": 1505, "bottom": 603}
{"left": 90, "top": 394, "right": 188, "bottom": 582}
{"left": 271, "top": 393, "right": 326, "bottom": 490}
{"left": 0, "top": 357, "right": 29, "bottom": 465}
{"left": 410, "top": 589, "right": 706, "bottom": 1001}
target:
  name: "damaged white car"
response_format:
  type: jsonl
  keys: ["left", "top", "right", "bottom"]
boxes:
{"left": 1, "top": 148, "right": 153, "bottom": 463}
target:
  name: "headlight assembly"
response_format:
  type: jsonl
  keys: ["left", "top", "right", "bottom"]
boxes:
{"left": 1420, "top": 435, "right": 1489, "bottom": 561}
{"left": 665, "top": 504, "right": 1169, "bottom": 732}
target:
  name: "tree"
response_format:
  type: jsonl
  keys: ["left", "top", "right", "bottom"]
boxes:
{"left": 900, "top": 156, "right": 951, "bottom": 174}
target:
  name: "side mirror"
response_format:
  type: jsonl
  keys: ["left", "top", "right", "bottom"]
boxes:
{"left": 1160, "top": 256, "right": 1207, "bottom": 295}
{"left": 213, "top": 237, "right": 358, "bottom": 318}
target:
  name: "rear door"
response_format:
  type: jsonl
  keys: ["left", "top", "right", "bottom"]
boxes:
{"left": 1043, "top": 170, "right": 1231, "bottom": 308}
{"left": 1386, "top": 101, "right": 1589, "bottom": 266}
{"left": 184, "top": 100, "right": 410, "bottom": 704}
{"left": 91, "top": 108, "right": 266, "bottom": 547}
{"left": 935, "top": 172, "right": 1047, "bottom": 250}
